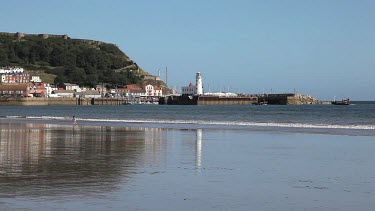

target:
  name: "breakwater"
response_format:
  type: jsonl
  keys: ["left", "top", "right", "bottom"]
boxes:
{"left": 160, "top": 93, "right": 329, "bottom": 105}
{"left": 257, "top": 93, "right": 329, "bottom": 105}
{"left": 0, "top": 97, "right": 127, "bottom": 106}
{"left": 198, "top": 96, "right": 257, "bottom": 105}
{"left": 159, "top": 95, "right": 257, "bottom": 105}
{"left": 159, "top": 95, "right": 198, "bottom": 105}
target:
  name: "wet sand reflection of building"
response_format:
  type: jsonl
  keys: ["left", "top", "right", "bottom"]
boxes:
{"left": 144, "top": 127, "right": 166, "bottom": 166}
{"left": 175, "top": 128, "right": 204, "bottom": 171}
{"left": 0, "top": 123, "right": 50, "bottom": 168}
{"left": 196, "top": 129, "right": 202, "bottom": 169}
{"left": 0, "top": 123, "right": 168, "bottom": 198}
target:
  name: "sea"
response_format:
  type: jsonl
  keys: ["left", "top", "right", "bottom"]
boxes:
{"left": 0, "top": 103, "right": 375, "bottom": 210}
{"left": 1, "top": 102, "right": 375, "bottom": 136}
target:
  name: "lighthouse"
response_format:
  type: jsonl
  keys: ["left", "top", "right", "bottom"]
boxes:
{"left": 196, "top": 72, "right": 203, "bottom": 95}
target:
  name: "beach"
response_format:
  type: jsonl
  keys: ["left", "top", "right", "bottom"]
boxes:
{"left": 0, "top": 121, "right": 374, "bottom": 211}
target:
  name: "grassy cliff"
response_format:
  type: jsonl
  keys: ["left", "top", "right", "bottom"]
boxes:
{"left": 0, "top": 33, "right": 143, "bottom": 87}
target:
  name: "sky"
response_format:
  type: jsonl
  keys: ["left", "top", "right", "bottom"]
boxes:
{"left": 1, "top": 0, "right": 374, "bottom": 100}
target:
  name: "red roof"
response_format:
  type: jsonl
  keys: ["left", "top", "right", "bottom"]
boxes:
{"left": 29, "top": 90, "right": 44, "bottom": 94}
{"left": 0, "top": 84, "right": 28, "bottom": 91}
{"left": 126, "top": 85, "right": 142, "bottom": 90}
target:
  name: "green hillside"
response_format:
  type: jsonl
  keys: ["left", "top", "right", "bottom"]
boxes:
{"left": 0, "top": 33, "right": 142, "bottom": 87}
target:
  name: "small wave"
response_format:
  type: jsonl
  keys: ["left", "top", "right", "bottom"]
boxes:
{"left": 3, "top": 116, "right": 375, "bottom": 130}
{"left": 5, "top": 116, "right": 27, "bottom": 118}
{"left": 80, "top": 118, "right": 375, "bottom": 130}
{"left": 25, "top": 116, "right": 68, "bottom": 120}
{"left": 5, "top": 115, "right": 71, "bottom": 121}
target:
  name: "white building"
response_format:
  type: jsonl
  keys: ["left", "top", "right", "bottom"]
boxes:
{"left": 154, "top": 87, "right": 162, "bottom": 96}
{"left": 181, "top": 72, "right": 204, "bottom": 95}
{"left": 181, "top": 83, "right": 196, "bottom": 95}
{"left": 64, "top": 83, "right": 80, "bottom": 92}
{"left": 41, "top": 82, "right": 52, "bottom": 97}
{"left": 51, "top": 85, "right": 58, "bottom": 92}
{"left": 52, "top": 90, "right": 75, "bottom": 98}
{"left": 196, "top": 72, "right": 203, "bottom": 95}
{"left": 128, "top": 89, "right": 146, "bottom": 98}
{"left": 1, "top": 73, "right": 30, "bottom": 83}
{"left": 78, "top": 90, "right": 101, "bottom": 98}
{"left": 145, "top": 84, "right": 154, "bottom": 97}
{"left": 0, "top": 67, "right": 24, "bottom": 74}
{"left": 30, "top": 75, "right": 42, "bottom": 83}
{"left": 145, "top": 84, "right": 163, "bottom": 97}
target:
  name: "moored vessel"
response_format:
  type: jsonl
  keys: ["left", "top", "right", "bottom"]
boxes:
{"left": 332, "top": 98, "right": 350, "bottom": 105}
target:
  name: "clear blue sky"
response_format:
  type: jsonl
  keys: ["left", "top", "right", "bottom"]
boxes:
{"left": 1, "top": 0, "right": 374, "bottom": 100}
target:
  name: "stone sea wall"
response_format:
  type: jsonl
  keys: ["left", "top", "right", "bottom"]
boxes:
{"left": 0, "top": 98, "right": 127, "bottom": 106}
{"left": 197, "top": 96, "right": 257, "bottom": 105}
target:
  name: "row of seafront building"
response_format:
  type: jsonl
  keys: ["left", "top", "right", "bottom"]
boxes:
{"left": 0, "top": 66, "right": 41, "bottom": 83}
{"left": 0, "top": 66, "right": 164, "bottom": 105}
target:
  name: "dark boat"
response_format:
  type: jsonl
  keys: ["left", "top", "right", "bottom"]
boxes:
{"left": 332, "top": 98, "right": 350, "bottom": 105}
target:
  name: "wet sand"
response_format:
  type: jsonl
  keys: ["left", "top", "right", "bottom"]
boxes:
{"left": 0, "top": 122, "right": 374, "bottom": 210}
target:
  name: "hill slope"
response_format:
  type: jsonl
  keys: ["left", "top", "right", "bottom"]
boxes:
{"left": 0, "top": 32, "right": 151, "bottom": 88}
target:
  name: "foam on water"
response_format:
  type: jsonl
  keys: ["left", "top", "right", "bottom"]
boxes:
{"left": 5, "top": 115, "right": 375, "bottom": 130}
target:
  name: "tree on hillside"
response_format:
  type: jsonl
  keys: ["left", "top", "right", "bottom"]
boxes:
{"left": 0, "top": 34, "right": 142, "bottom": 87}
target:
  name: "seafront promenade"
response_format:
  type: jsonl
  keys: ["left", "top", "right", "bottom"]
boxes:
{"left": 0, "top": 97, "right": 127, "bottom": 106}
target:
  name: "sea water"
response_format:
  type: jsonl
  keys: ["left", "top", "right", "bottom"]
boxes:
{"left": 1, "top": 102, "right": 375, "bottom": 135}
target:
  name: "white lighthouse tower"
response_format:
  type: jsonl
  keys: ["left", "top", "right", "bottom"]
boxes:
{"left": 196, "top": 72, "right": 203, "bottom": 95}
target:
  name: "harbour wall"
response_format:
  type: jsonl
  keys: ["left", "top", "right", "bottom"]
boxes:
{"left": 161, "top": 94, "right": 329, "bottom": 105}
{"left": 258, "top": 94, "right": 328, "bottom": 105}
{"left": 197, "top": 96, "right": 257, "bottom": 105}
{"left": 159, "top": 95, "right": 257, "bottom": 105}
{"left": 159, "top": 95, "right": 198, "bottom": 105}
{"left": 0, "top": 98, "right": 127, "bottom": 106}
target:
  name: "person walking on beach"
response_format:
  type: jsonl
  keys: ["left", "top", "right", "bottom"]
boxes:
{"left": 72, "top": 116, "right": 77, "bottom": 125}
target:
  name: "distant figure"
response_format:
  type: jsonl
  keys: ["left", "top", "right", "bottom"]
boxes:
{"left": 72, "top": 116, "right": 77, "bottom": 125}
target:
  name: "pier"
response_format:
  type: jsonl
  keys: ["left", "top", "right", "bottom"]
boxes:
{"left": 159, "top": 95, "right": 257, "bottom": 105}
{"left": 160, "top": 93, "right": 329, "bottom": 105}
{"left": 257, "top": 93, "right": 329, "bottom": 105}
{"left": 197, "top": 96, "right": 257, "bottom": 105}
